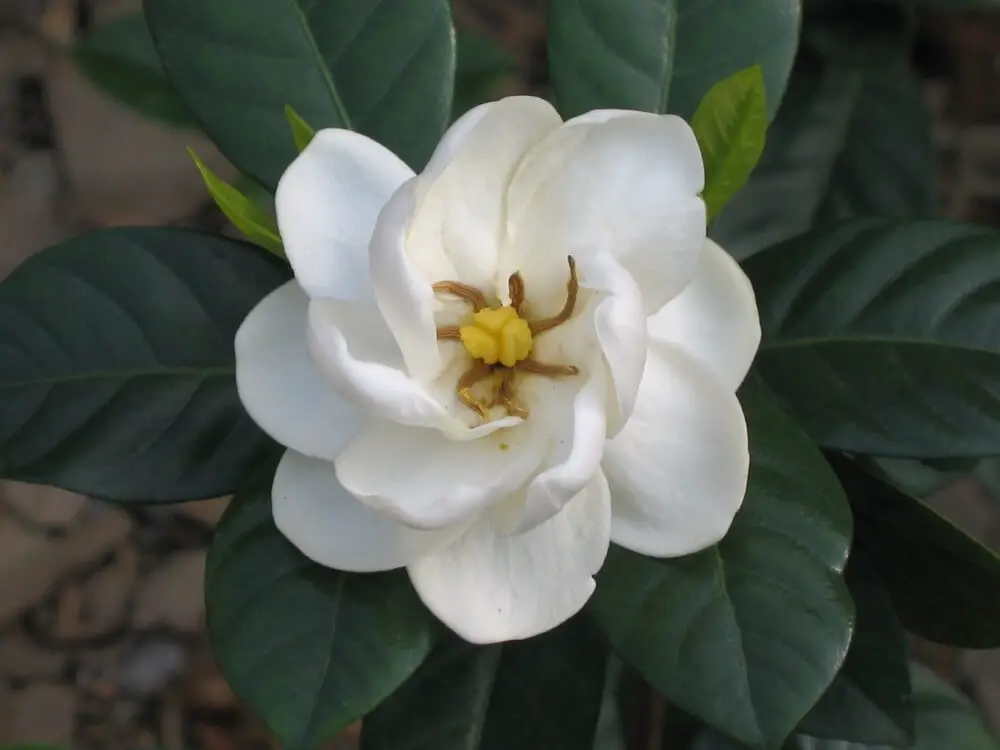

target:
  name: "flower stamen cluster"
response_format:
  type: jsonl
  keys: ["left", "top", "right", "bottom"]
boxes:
{"left": 434, "top": 256, "right": 580, "bottom": 420}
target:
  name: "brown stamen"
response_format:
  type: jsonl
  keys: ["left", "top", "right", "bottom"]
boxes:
{"left": 529, "top": 257, "right": 578, "bottom": 335}
{"left": 518, "top": 359, "right": 580, "bottom": 377}
{"left": 456, "top": 360, "right": 493, "bottom": 417}
{"left": 436, "top": 325, "right": 461, "bottom": 341}
{"left": 433, "top": 281, "right": 488, "bottom": 311}
{"left": 508, "top": 271, "right": 526, "bottom": 314}
{"left": 494, "top": 368, "right": 529, "bottom": 419}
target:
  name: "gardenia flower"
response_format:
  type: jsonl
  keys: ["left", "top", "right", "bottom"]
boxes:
{"left": 235, "top": 96, "right": 760, "bottom": 644}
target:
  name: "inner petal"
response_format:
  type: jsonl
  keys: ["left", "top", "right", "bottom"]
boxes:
{"left": 335, "top": 417, "right": 548, "bottom": 530}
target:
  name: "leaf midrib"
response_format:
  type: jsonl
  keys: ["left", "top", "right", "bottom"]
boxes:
{"left": 0, "top": 365, "right": 234, "bottom": 389}
{"left": 290, "top": 0, "right": 352, "bottom": 129}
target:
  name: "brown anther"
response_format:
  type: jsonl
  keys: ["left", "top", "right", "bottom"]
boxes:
{"left": 432, "top": 281, "right": 488, "bottom": 311}
{"left": 436, "top": 325, "right": 461, "bottom": 341}
{"left": 517, "top": 359, "right": 580, "bottom": 377}
{"left": 529, "top": 257, "right": 578, "bottom": 336}
{"left": 494, "top": 368, "right": 529, "bottom": 419}
{"left": 508, "top": 271, "right": 526, "bottom": 314}
{"left": 456, "top": 360, "right": 493, "bottom": 418}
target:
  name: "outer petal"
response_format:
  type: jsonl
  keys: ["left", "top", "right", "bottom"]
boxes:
{"left": 275, "top": 129, "right": 414, "bottom": 299}
{"left": 335, "top": 419, "right": 546, "bottom": 530}
{"left": 406, "top": 96, "right": 563, "bottom": 292}
{"left": 603, "top": 342, "right": 750, "bottom": 558}
{"left": 235, "top": 281, "right": 361, "bottom": 460}
{"left": 504, "top": 111, "right": 706, "bottom": 314}
{"left": 647, "top": 239, "right": 761, "bottom": 391}
{"left": 579, "top": 253, "right": 648, "bottom": 437}
{"left": 273, "top": 451, "right": 460, "bottom": 572}
{"left": 408, "top": 471, "right": 611, "bottom": 644}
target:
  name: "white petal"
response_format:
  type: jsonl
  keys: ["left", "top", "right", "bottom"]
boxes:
{"left": 273, "top": 450, "right": 459, "bottom": 572}
{"left": 504, "top": 111, "right": 706, "bottom": 314}
{"left": 235, "top": 281, "right": 361, "bottom": 460}
{"left": 407, "top": 96, "right": 563, "bottom": 292}
{"left": 369, "top": 178, "right": 442, "bottom": 383}
{"left": 307, "top": 297, "right": 453, "bottom": 429}
{"left": 647, "top": 239, "right": 761, "bottom": 391}
{"left": 275, "top": 129, "right": 414, "bottom": 299}
{"left": 335, "top": 418, "right": 546, "bottom": 530}
{"left": 578, "top": 253, "right": 648, "bottom": 437}
{"left": 408, "top": 471, "right": 611, "bottom": 644}
{"left": 511, "top": 355, "right": 609, "bottom": 535}
{"left": 603, "top": 342, "right": 750, "bottom": 557}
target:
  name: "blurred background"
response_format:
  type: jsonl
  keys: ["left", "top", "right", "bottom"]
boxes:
{"left": 0, "top": 0, "right": 999, "bottom": 748}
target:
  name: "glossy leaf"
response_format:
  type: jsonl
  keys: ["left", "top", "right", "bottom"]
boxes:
{"left": 697, "top": 666, "right": 999, "bottom": 749}
{"left": 207, "top": 462, "right": 435, "bottom": 750}
{"left": 547, "top": 0, "right": 676, "bottom": 117}
{"left": 284, "top": 105, "right": 316, "bottom": 153}
{"left": 798, "top": 555, "right": 913, "bottom": 746}
{"left": 838, "top": 458, "right": 1000, "bottom": 648}
{"left": 453, "top": 27, "right": 517, "bottom": 119}
{"left": 0, "top": 228, "right": 287, "bottom": 501}
{"left": 589, "top": 381, "right": 854, "bottom": 750}
{"left": 668, "top": 0, "right": 799, "bottom": 121}
{"left": 713, "top": 49, "right": 934, "bottom": 260}
{"left": 144, "top": 0, "right": 456, "bottom": 188}
{"left": 361, "top": 617, "right": 607, "bottom": 750}
{"left": 189, "top": 149, "right": 284, "bottom": 257}
{"left": 691, "top": 66, "right": 768, "bottom": 219}
{"left": 746, "top": 218, "right": 1000, "bottom": 458}
{"left": 72, "top": 11, "right": 195, "bottom": 128}
{"left": 547, "top": 0, "right": 798, "bottom": 120}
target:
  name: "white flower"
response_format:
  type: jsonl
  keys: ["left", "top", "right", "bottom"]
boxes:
{"left": 235, "top": 97, "right": 760, "bottom": 644}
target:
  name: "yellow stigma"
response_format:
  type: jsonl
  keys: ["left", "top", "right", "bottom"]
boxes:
{"left": 459, "top": 306, "right": 533, "bottom": 368}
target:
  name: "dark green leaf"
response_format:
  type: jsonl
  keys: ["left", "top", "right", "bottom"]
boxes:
{"left": 548, "top": 0, "right": 798, "bottom": 120}
{"left": 712, "top": 53, "right": 934, "bottom": 261}
{"left": 547, "top": 0, "right": 677, "bottom": 117}
{"left": 697, "top": 666, "right": 999, "bottom": 749}
{"left": 795, "top": 667, "right": 1000, "bottom": 749}
{"left": 901, "top": 665, "right": 1000, "bottom": 750}
{"left": 668, "top": 0, "right": 800, "bottom": 121}
{"left": 207, "top": 462, "right": 435, "bottom": 750}
{"left": 746, "top": 218, "right": 1000, "bottom": 458}
{"left": 144, "top": 0, "right": 456, "bottom": 188}
{"left": 0, "top": 228, "right": 287, "bottom": 501}
{"left": 837, "top": 458, "right": 1000, "bottom": 648}
{"left": 189, "top": 149, "right": 284, "bottom": 257}
{"left": 453, "top": 27, "right": 517, "bottom": 119}
{"left": 589, "top": 381, "right": 854, "bottom": 750}
{"left": 870, "top": 457, "right": 971, "bottom": 498}
{"left": 360, "top": 617, "right": 607, "bottom": 750}
{"left": 903, "top": 0, "right": 1000, "bottom": 7}
{"left": 798, "top": 555, "right": 913, "bottom": 746}
{"left": 73, "top": 12, "right": 196, "bottom": 128}
{"left": 691, "top": 66, "right": 768, "bottom": 219}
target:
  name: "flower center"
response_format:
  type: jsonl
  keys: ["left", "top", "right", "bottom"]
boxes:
{"left": 432, "top": 257, "right": 580, "bottom": 421}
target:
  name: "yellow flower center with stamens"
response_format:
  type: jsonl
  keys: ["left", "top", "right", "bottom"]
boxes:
{"left": 459, "top": 307, "right": 533, "bottom": 367}
{"left": 433, "top": 256, "right": 581, "bottom": 421}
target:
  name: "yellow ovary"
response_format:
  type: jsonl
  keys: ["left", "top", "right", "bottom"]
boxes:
{"left": 459, "top": 307, "right": 533, "bottom": 367}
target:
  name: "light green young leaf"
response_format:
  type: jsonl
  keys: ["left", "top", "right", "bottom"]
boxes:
{"left": 285, "top": 105, "right": 316, "bottom": 152}
{"left": 188, "top": 149, "right": 284, "bottom": 258}
{"left": 691, "top": 65, "right": 767, "bottom": 219}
